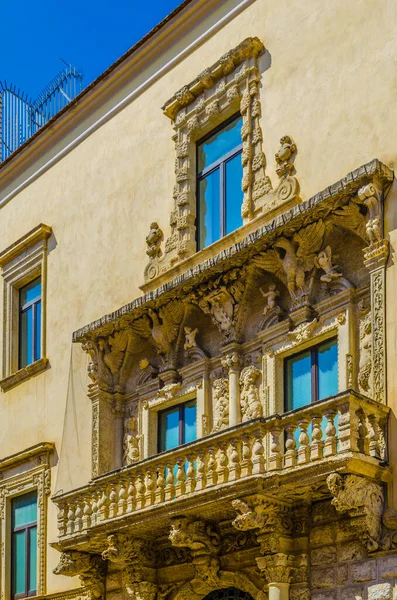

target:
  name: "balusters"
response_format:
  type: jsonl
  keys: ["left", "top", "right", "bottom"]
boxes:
{"left": 240, "top": 434, "right": 252, "bottom": 477}
{"left": 66, "top": 502, "right": 75, "bottom": 535}
{"left": 74, "top": 500, "right": 83, "bottom": 532}
{"left": 268, "top": 425, "right": 282, "bottom": 471}
{"left": 135, "top": 472, "right": 146, "bottom": 509}
{"left": 82, "top": 496, "right": 92, "bottom": 529}
{"left": 56, "top": 502, "right": 67, "bottom": 537}
{"left": 118, "top": 480, "right": 128, "bottom": 515}
{"left": 175, "top": 458, "right": 186, "bottom": 497}
{"left": 216, "top": 444, "right": 229, "bottom": 484}
{"left": 145, "top": 469, "right": 156, "bottom": 505}
{"left": 252, "top": 428, "right": 265, "bottom": 474}
{"left": 98, "top": 486, "right": 110, "bottom": 521}
{"left": 310, "top": 416, "right": 324, "bottom": 459}
{"left": 228, "top": 439, "right": 241, "bottom": 481}
{"left": 108, "top": 483, "right": 118, "bottom": 519}
{"left": 207, "top": 447, "right": 218, "bottom": 486}
{"left": 185, "top": 455, "right": 196, "bottom": 493}
{"left": 91, "top": 492, "right": 99, "bottom": 526}
{"left": 297, "top": 419, "right": 310, "bottom": 464}
{"left": 324, "top": 410, "right": 337, "bottom": 457}
{"left": 127, "top": 478, "right": 136, "bottom": 513}
{"left": 155, "top": 464, "right": 166, "bottom": 503}
{"left": 195, "top": 451, "right": 207, "bottom": 491}
{"left": 284, "top": 423, "right": 297, "bottom": 467}
{"left": 164, "top": 461, "right": 175, "bottom": 501}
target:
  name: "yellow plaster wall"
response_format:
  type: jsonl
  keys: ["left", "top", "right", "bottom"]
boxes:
{"left": 0, "top": 0, "right": 396, "bottom": 593}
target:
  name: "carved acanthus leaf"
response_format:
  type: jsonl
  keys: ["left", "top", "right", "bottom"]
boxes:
{"left": 53, "top": 551, "right": 106, "bottom": 600}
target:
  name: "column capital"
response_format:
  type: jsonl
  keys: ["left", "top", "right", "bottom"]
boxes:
{"left": 221, "top": 351, "right": 243, "bottom": 371}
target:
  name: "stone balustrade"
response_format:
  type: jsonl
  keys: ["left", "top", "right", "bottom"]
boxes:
{"left": 54, "top": 391, "right": 388, "bottom": 540}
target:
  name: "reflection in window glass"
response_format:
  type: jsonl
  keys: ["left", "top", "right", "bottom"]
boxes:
{"left": 11, "top": 492, "right": 37, "bottom": 597}
{"left": 19, "top": 276, "right": 42, "bottom": 369}
{"left": 286, "top": 351, "right": 312, "bottom": 411}
{"left": 197, "top": 115, "right": 243, "bottom": 249}
{"left": 158, "top": 400, "right": 197, "bottom": 452}
{"left": 318, "top": 339, "right": 338, "bottom": 400}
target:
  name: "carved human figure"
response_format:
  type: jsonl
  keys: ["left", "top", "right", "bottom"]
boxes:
{"left": 212, "top": 378, "right": 229, "bottom": 432}
{"left": 184, "top": 327, "right": 199, "bottom": 350}
{"left": 260, "top": 284, "right": 280, "bottom": 315}
{"left": 314, "top": 246, "right": 342, "bottom": 282}
{"left": 240, "top": 365, "right": 262, "bottom": 422}
{"left": 145, "top": 222, "right": 163, "bottom": 258}
{"left": 123, "top": 416, "right": 141, "bottom": 465}
{"left": 358, "top": 184, "right": 382, "bottom": 244}
{"left": 358, "top": 308, "right": 372, "bottom": 395}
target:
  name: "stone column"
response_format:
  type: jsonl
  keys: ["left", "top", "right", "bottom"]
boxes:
{"left": 221, "top": 352, "right": 243, "bottom": 426}
{"left": 257, "top": 554, "right": 294, "bottom": 600}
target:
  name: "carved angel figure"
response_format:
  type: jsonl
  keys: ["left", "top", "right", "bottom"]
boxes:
{"left": 212, "top": 378, "right": 229, "bottom": 432}
{"left": 123, "top": 416, "right": 141, "bottom": 465}
{"left": 260, "top": 284, "right": 280, "bottom": 315}
{"left": 240, "top": 365, "right": 262, "bottom": 422}
{"left": 253, "top": 221, "right": 325, "bottom": 301}
{"left": 358, "top": 306, "right": 372, "bottom": 395}
{"left": 184, "top": 327, "right": 198, "bottom": 350}
{"left": 314, "top": 246, "right": 342, "bottom": 283}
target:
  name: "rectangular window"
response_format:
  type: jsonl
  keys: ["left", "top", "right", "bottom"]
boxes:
{"left": 285, "top": 338, "right": 338, "bottom": 411}
{"left": 19, "top": 277, "right": 42, "bottom": 369}
{"left": 158, "top": 400, "right": 197, "bottom": 452}
{"left": 11, "top": 491, "right": 37, "bottom": 599}
{"left": 197, "top": 114, "right": 243, "bottom": 249}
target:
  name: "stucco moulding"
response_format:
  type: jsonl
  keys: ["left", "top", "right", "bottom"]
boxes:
{"left": 162, "top": 37, "right": 265, "bottom": 120}
{"left": 73, "top": 158, "right": 393, "bottom": 343}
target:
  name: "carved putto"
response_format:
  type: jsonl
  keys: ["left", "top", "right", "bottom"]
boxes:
{"left": 123, "top": 414, "right": 141, "bottom": 465}
{"left": 169, "top": 517, "right": 221, "bottom": 555}
{"left": 240, "top": 365, "right": 262, "bottom": 421}
{"left": 275, "top": 135, "right": 297, "bottom": 177}
{"left": 184, "top": 327, "right": 198, "bottom": 350}
{"left": 211, "top": 378, "right": 229, "bottom": 432}
{"left": 358, "top": 302, "right": 372, "bottom": 396}
{"left": 315, "top": 246, "right": 341, "bottom": 283}
{"left": 260, "top": 284, "right": 280, "bottom": 315}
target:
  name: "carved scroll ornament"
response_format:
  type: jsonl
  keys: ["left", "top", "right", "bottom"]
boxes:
{"left": 53, "top": 551, "right": 106, "bottom": 600}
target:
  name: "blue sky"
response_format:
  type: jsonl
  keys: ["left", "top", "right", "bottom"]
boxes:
{"left": 0, "top": 0, "right": 183, "bottom": 100}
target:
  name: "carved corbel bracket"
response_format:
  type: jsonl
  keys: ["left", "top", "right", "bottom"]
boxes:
{"left": 327, "top": 472, "right": 384, "bottom": 551}
{"left": 169, "top": 517, "right": 221, "bottom": 586}
{"left": 53, "top": 550, "right": 106, "bottom": 600}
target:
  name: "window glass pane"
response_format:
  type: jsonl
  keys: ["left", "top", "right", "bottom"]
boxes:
{"left": 183, "top": 401, "right": 197, "bottom": 444}
{"left": 35, "top": 300, "right": 42, "bottom": 361}
{"left": 286, "top": 351, "right": 312, "bottom": 411}
{"left": 20, "top": 277, "right": 41, "bottom": 307}
{"left": 12, "top": 492, "right": 37, "bottom": 527}
{"left": 225, "top": 152, "right": 243, "bottom": 235}
{"left": 197, "top": 116, "right": 242, "bottom": 172}
{"left": 20, "top": 306, "right": 33, "bottom": 368}
{"left": 198, "top": 169, "right": 220, "bottom": 249}
{"left": 159, "top": 407, "right": 179, "bottom": 452}
{"left": 318, "top": 339, "right": 338, "bottom": 400}
{"left": 12, "top": 530, "right": 26, "bottom": 595}
{"left": 29, "top": 526, "right": 37, "bottom": 592}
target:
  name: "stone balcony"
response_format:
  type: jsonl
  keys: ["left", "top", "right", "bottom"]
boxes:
{"left": 53, "top": 390, "right": 390, "bottom": 552}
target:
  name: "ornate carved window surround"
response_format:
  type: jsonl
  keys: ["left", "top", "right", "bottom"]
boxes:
{"left": 0, "top": 224, "right": 52, "bottom": 391}
{"left": 0, "top": 442, "right": 54, "bottom": 598}
{"left": 143, "top": 37, "right": 303, "bottom": 291}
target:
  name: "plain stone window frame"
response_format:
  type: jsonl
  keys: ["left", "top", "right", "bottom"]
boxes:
{"left": 0, "top": 224, "right": 51, "bottom": 391}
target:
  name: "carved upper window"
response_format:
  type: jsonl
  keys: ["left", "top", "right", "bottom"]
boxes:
{"left": 285, "top": 337, "right": 338, "bottom": 411}
{"left": 197, "top": 114, "right": 243, "bottom": 249}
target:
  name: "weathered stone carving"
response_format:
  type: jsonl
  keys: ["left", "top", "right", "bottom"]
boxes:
{"left": 358, "top": 301, "right": 372, "bottom": 396}
{"left": 212, "top": 378, "right": 229, "bottom": 432}
{"left": 53, "top": 551, "right": 106, "bottom": 600}
{"left": 358, "top": 183, "right": 382, "bottom": 244}
{"left": 327, "top": 472, "right": 384, "bottom": 551}
{"left": 288, "top": 318, "right": 318, "bottom": 343}
{"left": 260, "top": 284, "right": 281, "bottom": 316}
{"left": 169, "top": 517, "right": 221, "bottom": 586}
{"left": 123, "top": 413, "right": 141, "bottom": 465}
{"left": 240, "top": 365, "right": 262, "bottom": 421}
{"left": 315, "top": 245, "right": 341, "bottom": 283}
{"left": 190, "top": 267, "right": 246, "bottom": 340}
{"left": 275, "top": 136, "right": 297, "bottom": 178}
{"left": 253, "top": 220, "right": 325, "bottom": 307}
{"left": 184, "top": 327, "right": 198, "bottom": 350}
{"left": 256, "top": 552, "right": 297, "bottom": 583}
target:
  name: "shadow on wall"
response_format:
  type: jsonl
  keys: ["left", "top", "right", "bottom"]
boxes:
{"left": 53, "top": 343, "right": 92, "bottom": 495}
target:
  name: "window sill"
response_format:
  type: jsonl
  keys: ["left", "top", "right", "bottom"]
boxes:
{"left": 0, "top": 357, "right": 49, "bottom": 392}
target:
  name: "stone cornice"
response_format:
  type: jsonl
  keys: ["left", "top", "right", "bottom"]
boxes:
{"left": 162, "top": 36, "right": 265, "bottom": 120}
{"left": 0, "top": 223, "right": 52, "bottom": 267}
{"left": 0, "top": 441, "right": 54, "bottom": 471}
{"left": 72, "top": 159, "right": 393, "bottom": 343}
